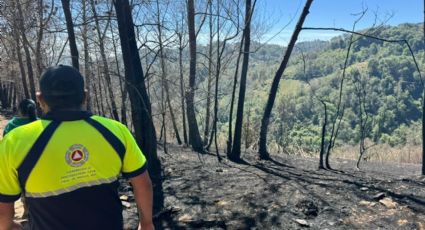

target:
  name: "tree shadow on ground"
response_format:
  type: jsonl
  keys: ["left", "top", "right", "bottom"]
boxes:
{"left": 254, "top": 156, "right": 425, "bottom": 213}
{"left": 154, "top": 146, "right": 425, "bottom": 229}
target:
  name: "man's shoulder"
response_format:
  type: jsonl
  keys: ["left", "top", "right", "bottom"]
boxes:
{"left": 89, "top": 115, "right": 131, "bottom": 136}
{"left": 1, "top": 120, "right": 45, "bottom": 162}
{"left": 90, "top": 115, "right": 126, "bottom": 128}
{"left": 5, "top": 120, "right": 45, "bottom": 139}
{"left": 89, "top": 115, "right": 132, "bottom": 144}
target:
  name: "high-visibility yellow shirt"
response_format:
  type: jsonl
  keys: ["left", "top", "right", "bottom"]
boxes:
{"left": 0, "top": 111, "right": 147, "bottom": 230}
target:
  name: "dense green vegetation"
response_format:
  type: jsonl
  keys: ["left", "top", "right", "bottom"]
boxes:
{"left": 207, "top": 23, "right": 424, "bottom": 154}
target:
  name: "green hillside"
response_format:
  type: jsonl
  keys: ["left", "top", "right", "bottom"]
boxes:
{"left": 210, "top": 23, "right": 425, "bottom": 153}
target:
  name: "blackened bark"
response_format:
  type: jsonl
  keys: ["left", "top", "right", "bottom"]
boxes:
{"left": 92, "top": 78, "right": 102, "bottom": 115}
{"left": 82, "top": 0, "right": 92, "bottom": 111}
{"left": 319, "top": 101, "right": 327, "bottom": 169}
{"left": 230, "top": 0, "right": 252, "bottom": 161}
{"left": 35, "top": 0, "right": 44, "bottom": 77}
{"left": 204, "top": 1, "right": 213, "bottom": 144}
{"left": 113, "top": 1, "right": 162, "bottom": 219}
{"left": 178, "top": 36, "right": 188, "bottom": 145}
{"left": 422, "top": 87, "right": 425, "bottom": 175}
{"left": 165, "top": 86, "right": 183, "bottom": 145}
{"left": 422, "top": 0, "right": 425, "bottom": 175}
{"left": 12, "top": 83, "right": 17, "bottom": 109}
{"left": 113, "top": 0, "right": 160, "bottom": 174}
{"left": 95, "top": 58, "right": 106, "bottom": 116}
{"left": 227, "top": 36, "right": 244, "bottom": 156}
{"left": 211, "top": 0, "right": 222, "bottom": 162}
{"left": 186, "top": 0, "right": 204, "bottom": 152}
{"left": 61, "top": 0, "right": 79, "bottom": 69}
{"left": 258, "top": 0, "right": 313, "bottom": 159}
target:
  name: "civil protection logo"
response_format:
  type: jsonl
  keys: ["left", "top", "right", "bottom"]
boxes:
{"left": 65, "top": 144, "right": 89, "bottom": 167}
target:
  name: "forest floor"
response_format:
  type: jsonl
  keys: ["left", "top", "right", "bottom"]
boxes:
{"left": 0, "top": 112, "right": 423, "bottom": 229}
{"left": 123, "top": 145, "right": 425, "bottom": 230}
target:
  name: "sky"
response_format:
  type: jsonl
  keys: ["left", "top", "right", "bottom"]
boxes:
{"left": 260, "top": 0, "right": 423, "bottom": 45}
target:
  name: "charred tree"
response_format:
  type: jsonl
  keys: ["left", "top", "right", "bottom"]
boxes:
{"left": 204, "top": 0, "right": 214, "bottom": 144}
{"left": 230, "top": 0, "right": 253, "bottom": 161}
{"left": 61, "top": 0, "right": 79, "bottom": 69}
{"left": 319, "top": 100, "right": 327, "bottom": 169}
{"left": 113, "top": 0, "right": 160, "bottom": 175}
{"left": 186, "top": 0, "right": 204, "bottom": 152}
{"left": 422, "top": 0, "right": 425, "bottom": 176}
{"left": 35, "top": 0, "right": 44, "bottom": 76}
{"left": 177, "top": 28, "right": 188, "bottom": 145}
{"left": 227, "top": 36, "right": 244, "bottom": 155}
{"left": 258, "top": 0, "right": 314, "bottom": 159}
{"left": 82, "top": 0, "right": 92, "bottom": 111}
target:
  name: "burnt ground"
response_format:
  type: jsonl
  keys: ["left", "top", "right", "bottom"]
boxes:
{"left": 1, "top": 111, "right": 423, "bottom": 230}
{"left": 122, "top": 145, "right": 425, "bottom": 230}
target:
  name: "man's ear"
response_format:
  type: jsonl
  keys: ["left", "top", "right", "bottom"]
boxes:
{"left": 36, "top": 92, "right": 43, "bottom": 104}
{"left": 36, "top": 92, "right": 49, "bottom": 113}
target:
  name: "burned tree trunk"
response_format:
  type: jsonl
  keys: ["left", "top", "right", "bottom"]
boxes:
{"left": 227, "top": 37, "right": 244, "bottom": 156}
{"left": 177, "top": 32, "right": 188, "bottom": 145}
{"left": 61, "top": 0, "right": 79, "bottom": 69}
{"left": 204, "top": 0, "right": 214, "bottom": 144}
{"left": 82, "top": 0, "right": 92, "bottom": 111}
{"left": 422, "top": 0, "right": 425, "bottom": 176}
{"left": 258, "top": 0, "right": 314, "bottom": 159}
{"left": 113, "top": 0, "right": 159, "bottom": 175}
{"left": 319, "top": 100, "right": 327, "bottom": 169}
{"left": 35, "top": 0, "right": 44, "bottom": 76}
{"left": 230, "top": 0, "right": 253, "bottom": 161}
{"left": 186, "top": 0, "right": 204, "bottom": 152}
{"left": 113, "top": 1, "right": 164, "bottom": 219}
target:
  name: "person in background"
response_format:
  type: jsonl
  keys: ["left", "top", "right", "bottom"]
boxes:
{"left": 3, "top": 99, "right": 38, "bottom": 137}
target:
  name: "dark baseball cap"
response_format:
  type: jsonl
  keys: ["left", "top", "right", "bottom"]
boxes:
{"left": 40, "top": 65, "right": 85, "bottom": 97}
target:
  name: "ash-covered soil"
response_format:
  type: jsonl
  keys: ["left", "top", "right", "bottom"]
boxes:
{"left": 122, "top": 145, "right": 424, "bottom": 230}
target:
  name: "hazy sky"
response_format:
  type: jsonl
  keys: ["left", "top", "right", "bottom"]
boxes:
{"left": 260, "top": 0, "right": 422, "bottom": 45}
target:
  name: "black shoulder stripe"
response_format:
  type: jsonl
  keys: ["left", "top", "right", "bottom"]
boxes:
{"left": 122, "top": 163, "right": 148, "bottom": 179}
{"left": 85, "top": 118, "right": 126, "bottom": 161}
{"left": 0, "top": 193, "right": 21, "bottom": 203}
{"left": 18, "top": 121, "right": 61, "bottom": 189}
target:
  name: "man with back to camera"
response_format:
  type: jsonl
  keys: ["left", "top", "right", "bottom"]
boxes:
{"left": 0, "top": 65, "right": 154, "bottom": 230}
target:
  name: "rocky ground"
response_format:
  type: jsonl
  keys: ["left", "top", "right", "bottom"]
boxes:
{"left": 1, "top": 113, "right": 423, "bottom": 230}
